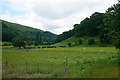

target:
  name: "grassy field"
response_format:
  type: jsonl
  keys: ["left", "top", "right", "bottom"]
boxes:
{"left": 2, "top": 46, "right": 119, "bottom": 78}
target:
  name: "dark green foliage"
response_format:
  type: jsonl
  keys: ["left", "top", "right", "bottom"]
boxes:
{"left": 2, "top": 22, "right": 17, "bottom": 42}
{"left": 116, "top": 40, "right": 120, "bottom": 49}
{"left": 98, "top": 24, "right": 111, "bottom": 44}
{"left": 88, "top": 39, "right": 95, "bottom": 45}
{"left": 74, "top": 18, "right": 88, "bottom": 37}
{"left": 36, "top": 32, "right": 42, "bottom": 45}
{"left": 67, "top": 42, "right": 71, "bottom": 47}
{"left": 2, "top": 20, "right": 57, "bottom": 43}
{"left": 2, "top": 28, "right": 16, "bottom": 42}
{"left": 2, "top": 22, "right": 8, "bottom": 28}
{"left": 103, "top": 3, "right": 120, "bottom": 49}
{"left": 74, "top": 12, "right": 104, "bottom": 37}
{"left": 12, "top": 35, "right": 26, "bottom": 49}
{"left": 41, "top": 31, "right": 57, "bottom": 43}
{"left": 39, "top": 34, "right": 42, "bottom": 44}
{"left": 36, "top": 32, "right": 39, "bottom": 43}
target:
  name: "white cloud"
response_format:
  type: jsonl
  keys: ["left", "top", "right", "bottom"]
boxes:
{"left": 1, "top": 0, "right": 118, "bottom": 34}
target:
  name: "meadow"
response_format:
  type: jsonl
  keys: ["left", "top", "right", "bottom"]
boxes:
{"left": 2, "top": 46, "right": 119, "bottom": 78}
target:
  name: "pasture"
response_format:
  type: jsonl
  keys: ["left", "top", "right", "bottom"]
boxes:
{"left": 2, "top": 46, "right": 119, "bottom": 78}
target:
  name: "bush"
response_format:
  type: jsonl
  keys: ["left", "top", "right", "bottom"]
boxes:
{"left": 8, "top": 43, "right": 12, "bottom": 46}
{"left": 42, "top": 46, "right": 46, "bottom": 48}
{"left": 37, "top": 46, "right": 41, "bottom": 48}
{"left": 78, "top": 38, "right": 83, "bottom": 45}
{"left": 34, "top": 42, "right": 38, "bottom": 46}
{"left": 3, "top": 43, "right": 9, "bottom": 46}
{"left": 67, "top": 42, "right": 71, "bottom": 47}
{"left": 88, "top": 39, "right": 95, "bottom": 45}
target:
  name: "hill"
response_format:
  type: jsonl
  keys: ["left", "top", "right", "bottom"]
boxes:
{"left": 1, "top": 20, "right": 57, "bottom": 43}
{"left": 55, "top": 12, "right": 104, "bottom": 43}
{"left": 54, "top": 12, "right": 114, "bottom": 47}
{"left": 54, "top": 12, "right": 104, "bottom": 46}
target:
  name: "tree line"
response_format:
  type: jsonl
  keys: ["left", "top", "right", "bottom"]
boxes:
{"left": 11, "top": 32, "right": 54, "bottom": 49}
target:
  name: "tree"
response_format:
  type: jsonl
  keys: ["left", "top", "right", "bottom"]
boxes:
{"left": 97, "top": 24, "right": 111, "bottom": 44}
{"left": 36, "top": 32, "right": 42, "bottom": 45}
{"left": 39, "top": 34, "right": 42, "bottom": 44}
{"left": 74, "top": 12, "right": 104, "bottom": 37}
{"left": 12, "top": 35, "right": 26, "bottom": 49}
{"left": 36, "top": 32, "right": 39, "bottom": 43}
{"left": 104, "top": 3, "right": 120, "bottom": 49}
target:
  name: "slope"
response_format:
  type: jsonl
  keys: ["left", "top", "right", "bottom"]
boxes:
{"left": 2, "top": 20, "right": 57, "bottom": 43}
{"left": 53, "top": 36, "right": 102, "bottom": 47}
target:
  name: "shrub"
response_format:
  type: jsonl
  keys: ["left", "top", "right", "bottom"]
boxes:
{"left": 3, "top": 43, "right": 9, "bottom": 46}
{"left": 67, "top": 42, "right": 71, "bottom": 47}
{"left": 37, "top": 46, "right": 41, "bottom": 48}
{"left": 8, "top": 43, "right": 12, "bottom": 46}
{"left": 88, "top": 39, "right": 95, "bottom": 45}
{"left": 78, "top": 38, "right": 83, "bottom": 45}
{"left": 34, "top": 42, "right": 38, "bottom": 46}
{"left": 42, "top": 46, "right": 46, "bottom": 48}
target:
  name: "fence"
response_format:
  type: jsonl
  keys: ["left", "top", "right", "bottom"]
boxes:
{"left": 5, "top": 57, "right": 69, "bottom": 73}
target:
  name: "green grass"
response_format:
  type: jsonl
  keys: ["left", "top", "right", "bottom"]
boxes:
{"left": 2, "top": 46, "right": 119, "bottom": 78}
{"left": 53, "top": 36, "right": 102, "bottom": 47}
{"left": 53, "top": 36, "right": 77, "bottom": 46}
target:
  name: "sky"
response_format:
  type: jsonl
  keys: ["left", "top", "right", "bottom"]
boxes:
{"left": 0, "top": 0, "right": 118, "bottom": 34}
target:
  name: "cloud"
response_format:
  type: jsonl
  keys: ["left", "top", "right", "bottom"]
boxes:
{"left": 1, "top": 0, "right": 118, "bottom": 34}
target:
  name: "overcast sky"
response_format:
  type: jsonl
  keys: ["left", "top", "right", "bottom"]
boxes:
{"left": 0, "top": 0, "right": 118, "bottom": 34}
